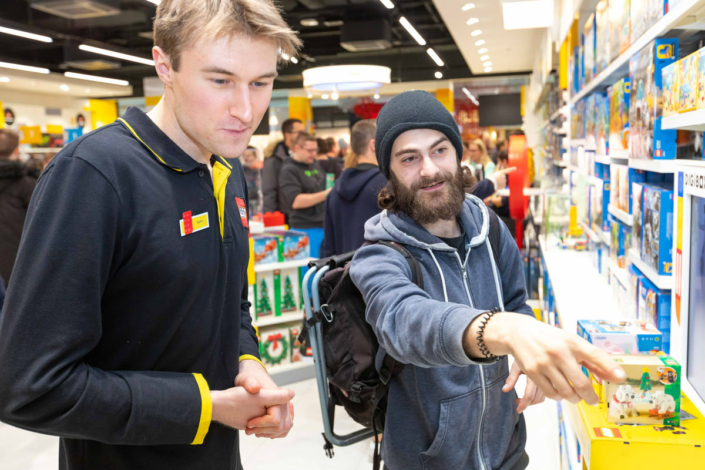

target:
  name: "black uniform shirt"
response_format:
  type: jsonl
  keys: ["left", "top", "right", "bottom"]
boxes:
{"left": 0, "top": 107, "right": 262, "bottom": 470}
{"left": 278, "top": 158, "right": 326, "bottom": 228}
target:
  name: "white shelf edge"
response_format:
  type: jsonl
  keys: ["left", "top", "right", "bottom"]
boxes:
{"left": 580, "top": 222, "right": 602, "bottom": 244}
{"left": 598, "top": 229, "right": 612, "bottom": 247}
{"left": 20, "top": 147, "right": 63, "bottom": 154}
{"left": 569, "top": 0, "right": 705, "bottom": 105}
{"left": 595, "top": 154, "right": 611, "bottom": 165}
{"left": 607, "top": 258, "right": 629, "bottom": 287}
{"left": 628, "top": 158, "right": 676, "bottom": 174}
{"left": 628, "top": 248, "right": 673, "bottom": 290}
{"left": 550, "top": 106, "right": 567, "bottom": 122}
{"left": 608, "top": 204, "right": 633, "bottom": 226}
{"left": 553, "top": 160, "right": 567, "bottom": 167}
{"left": 661, "top": 108, "right": 705, "bottom": 131}
{"left": 253, "top": 310, "right": 304, "bottom": 328}
{"left": 254, "top": 257, "right": 316, "bottom": 273}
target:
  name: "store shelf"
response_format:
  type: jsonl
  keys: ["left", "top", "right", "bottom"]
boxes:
{"left": 254, "top": 257, "right": 315, "bottom": 273}
{"left": 269, "top": 360, "right": 315, "bottom": 386}
{"left": 581, "top": 223, "right": 602, "bottom": 244}
{"left": 607, "top": 258, "right": 629, "bottom": 287}
{"left": 587, "top": 175, "right": 602, "bottom": 186}
{"left": 550, "top": 106, "right": 567, "bottom": 122}
{"left": 607, "top": 204, "right": 633, "bottom": 226}
{"left": 598, "top": 230, "right": 611, "bottom": 248}
{"left": 571, "top": 139, "right": 586, "bottom": 148}
{"left": 569, "top": 0, "right": 705, "bottom": 105}
{"left": 661, "top": 108, "right": 705, "bottom": 131}
{"left": 628, "top": 158, "right": 676, "bottom": 174}
{"left": 628, "top": 248, "right": 673, "bottom": 290}
{"left": 253, "top": 310, "right": 304, "bottom": 328}
{"left": 540, "top": 120, "right": 550, "bottom": 131}
{"left": 20, "top": 147, "right": 63, "bottom": 154}
{"left": 553, "top": 159, "right": 567, "bottom": 167}
{"left": 595, "top": 154, "right": 610, "bottom": 165}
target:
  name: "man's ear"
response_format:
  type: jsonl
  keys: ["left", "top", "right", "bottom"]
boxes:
{"left": 369, "top": 139, "right": 375, "bottom": 155}
{"left": 153, "top": 46, "right": 174, "bottom": 88}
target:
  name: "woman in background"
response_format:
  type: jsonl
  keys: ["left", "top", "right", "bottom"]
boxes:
{"left": 468, "top": 138, "right": 496, "bottom": 178}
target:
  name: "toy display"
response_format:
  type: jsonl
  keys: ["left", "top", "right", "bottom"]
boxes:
{"left": 638, "top": 277, "right": 672, "bottom": 353}
{"left": 629, "top": 39, "right": 679, "bottom": 160}
{"left": 633, "top": 182, "right": 644, "bottom": 254}
{"left": 608, "top": 79, "right": 630, "bottom": 155}
{"left": 605, "top": 354, "right": 680, "bottom": 425}
{"left": 595, "top": 92, "right": 609, "bottom": 156}
{"left": 586, "top": 94, "right": 597, "bottom": 148}
{"left": 592, "top": 179, "right": 604, "bottom": 232}
{"left": 642, "top": 184, "right": 674, "bottom": 276}
{"left": 612, "top": 271, "right": 628, "bottom": 313}
{"left": 264, "top": 230, "right": 311, "bottom": 262}
{"left": 572, "top": 100, "right": 586, "bottom": 140}
{"left": 698, "top": 46, "right": 705, "bottom": 109}
{"left": 630, "top": 0, "right": 648, "bottom": 45}
{"left": 290, "top": 325, "right": 303, "bottom": 363}
{"left": 595, "top": 0, "right": 610, "bottom": 75}
{"left": 649, "top": 0, "right": 665, "bottom": 26}
{"left": 662, "top": 61, "right": 679, "bottom": 116}
{"left": 254, "top": 268, "right": 302, "bottom": 319}
{"left": 577, "top": 320, "right": 663, "bottom": 354}
{"left": 260, "top": 327, "right": 291, "bottom": 367}
{"left": 253, "top": 234, "right": 279, "bottom": 265}
{"left": 678, "top": 51, "right": 698, "bottom": 113}
{"left": 254, "top": 271, "right": 275, "bottom": 319}
{"left": 610, "top": 164, "right": 630, "bottom": 211}
{"left": 609, "top": 0, "right": 631, "bottom": 63}
{"left": 584, "top": 13, "right": 596, "bottom": 85}
{"left": 628, "top": 265, "right": 644, "bottom": 320}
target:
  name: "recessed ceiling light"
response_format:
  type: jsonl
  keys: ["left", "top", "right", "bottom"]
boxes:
{"left": 380, "top": 0, "right": 395, "bottom": 9}
{"left": 0, "top": 77, "right": 9, "bottom": 83}
{"left": 475, "top": 40, "right": 485, "bottom": 46}
{"left": 483, "top": 61, "right": 492, "bottom": 67}
{"left": 480, "top": 55, "right": 489, "bottom": 61}
{"left": 399, "top": 17, "right": 426, "bottom": 46}
{"left": 466, "top": 18, "right": 479, "bottom": 25}
{"left": 435, "top": 71, "right": 443, "bottom": 79}
{"left": 324, "top": 20, "right": 344, "bottom": 27}
{"left": 64, "top": 71, "right": 130, "bottom": 86}
{"left": 290, "top": 57, "right": 299, "bottom": 64}
{"left": 331, "top": 92, "right": 339, "bottom": 100}
{"left": 0, "top": 26, "right": 52, "bottom": 43}
{"left": 374, "top": 93, "right": 380, "bottom": 99}
{"left": 471, "top": 30, "right": 482, "bottom": 37}
{"left": 0, "top": 61, "right": 49, "bottom": 74}
{"left": 462, "top": 3, "right": 475, "bottom": 10}
{"left": 478, "top": 48, "right": 488, "bottom": 54}
{"left": 281, "top": 52, "right": 290, "bottom": 60}
{"left": 427, "top": 48, "right": 445, "bottom": 67}
{"left": 502, "top": 0, "right": 553, "bottom": 29}
{"left": 300, "top": 18, "right": 319, "bottom": 27}
{"left": 79, "top": 44, "right": 154, "bottom": 66}
{"left": 322, "top": 93, "right": 330, "bottom": 99}
{"left": 60, "top": 84, "right": 70, "bottom": 91}
{"left": 494, "top": 89, "right": 499, "bottom": 94}
{"left": 484, "top": 67, "right": 493, "bottom": 72}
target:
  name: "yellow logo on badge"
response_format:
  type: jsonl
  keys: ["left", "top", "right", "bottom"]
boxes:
{"left": 180, "top": 212, "right": 210, "bottom": 236}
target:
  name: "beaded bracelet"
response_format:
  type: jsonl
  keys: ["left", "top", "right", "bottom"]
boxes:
{"left": 476, "top": 308, "right": 503, "bottom": 360}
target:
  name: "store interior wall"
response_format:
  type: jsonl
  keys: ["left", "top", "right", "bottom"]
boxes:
{"left": 0, "top": 90, "right": 91, "bottom": 131}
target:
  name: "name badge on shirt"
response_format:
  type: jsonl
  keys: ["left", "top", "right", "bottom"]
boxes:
{"left": 180, "top": 211, "right": 210, "bottom": 236}
{"left": 235, "top": 197, "right": 249, "bottom": 228}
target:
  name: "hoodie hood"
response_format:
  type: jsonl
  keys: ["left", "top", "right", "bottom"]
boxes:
{"left": 362, "top": 193, "right": 490, "bottom": 252}
{"left": 334, "top": 165, "right": 383, "bottom": 201}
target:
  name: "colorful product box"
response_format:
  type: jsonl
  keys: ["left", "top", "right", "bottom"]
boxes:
{"left": 253, "top": 234, "right": 279, "bottom": 265}
{"left": 584, "top": 13, "right": 596, "bottom": 85}
{"left": 609, "top": 0, "right": 631, "bottom": 63}
{"left": 638, "top": 277, "right": 672, "bottom": 353}
{"left": 290, "top": 325, "right": 303, "bottom": 363}
{"left": 642, "top": 184, "right": 674, "bottom": 276}
{"left": 592, "top": 178, "right": 604, "bottom": 233}
{"left": 632, "top": 182, "right": 644, "bottom": 255}
{"left": 629, "top": 39, "right": 679, "bottom": 160}
{"left": 604, "top": 353, "right": 680, "bottom": 426}
{"left": 662, "top": 60, "right": 679, "bottom": 116}
{"left": 263, "top": 230, "right": 311, "bottom": 262}
{"left": 577, "top": 319, "right": 663, "bottom": 354}
{"left": 608, "top": 78, "right": 630, "bottom": 156}
{"left": 596, "top": 0, "right": 611, "bottom": 75}
{"left": 628, "top": 265, "right": 645, "bottom": 320}
{"left": 595, "top": 92, "right": 609, "bottom": 156}
{"left": 630, "top": 0, "right": 648, "bottom": 44}
{"left": 253, "top": 267, "right": 302, "bottom": 319}
{"left": 586, "top": 94, "right": 597, "bottom": 148}
{"left": 600, "top": 164, "right": 611, "bottom": 231}
{"left": 678, "top": 51, "right": 698, "bottom": 113}
{"left": 572, "top": 100, "right": 586, "bottom": 140}
{"left": 254, "top": 271, "right": 275, "bottom": 319}
{"left": 649, "top": 0, "right": 665, "bottom": 26}
{"left": 260, "top": 326, "right": 291, "bottom": 367}
{"left": 697, "top": 47, "right": 705, "bottom": 109}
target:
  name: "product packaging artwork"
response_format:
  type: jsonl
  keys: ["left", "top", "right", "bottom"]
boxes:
{"left": 595, "top": 92, "right": 609, "bottom": 156}
{"left": 253, "top": 234, "right": 279, "bottom": 265}
{"left": 600, "top": 164, "right": 611, "bottom": 231}
{"left": 595, "top": 0, "right": 610, "bottom": 75}
{"left": 577, "top": 319, "right": 663, "bottom": 354}
{"left": 628, "top": 265, "right": 645, "bottom": 320}
{"left": 679, "top": 51, "right": 698, "bottom": 113}
{"left": 586, "top": 94, "right": 597, "bottom": 148}
{"left": 605, "top": 353, "right": 680, "bottom": 426}
{"left": 638, "top": 277, "right": 672, "bottom": 353}
{"left": 609, "top": 0, "right": 631, "bottom": 62}
{"left": 584, "top": 13, "right": 596, "bottom": 85}
{"left": 254, "top": 271, "right": 275, "bottom": 319}
{"left": 608, "top": 78, "right": 630, "bottom": 156}
{"left": 629, "top": 39, "right": 679, "bottom": 160}
{"left": 263, "top": 230, "right": 311, "bottom": 262}
{"left": 632, "top": 182, "right": 644, "bottom": 255}
{"left": 254, "top": 268, "right": 301, "bottom": 319}
{"left": 591, "top": 179, "right": 604, "bottom": 232}
{"left": 290, "top": 325, "right": 303, "bottom": 363}
{"left": 698, "top": 46, "right": 705, "bottom": 109}
{"left": 662, "top": 61, "right": 679, "bottom": 117}
{"left": 260, "top": 327, "right": 291, "bottom": 367}
{"left": 642, "top": 184, "right": 674, "bottom": 276}
{"left": 649, "top": 0, "right": 665, "bottom": 27}
{"left": 630, "top": 0, "right": 648, "bottom": 45}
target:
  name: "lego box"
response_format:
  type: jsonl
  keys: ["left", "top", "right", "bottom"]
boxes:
{"left": 577, "top": 319, "right": 663, "bottom": 354}
{"left": 605, "top": 353, "right": 680, "bottom": 426}
{"left": 632, "top": 182, "right": 644, "bottom": 254}
{"left": 609, "top": 0, "right": 631, "bottom": 62}
{"left": 638, "top": 277, "right": 672, "bottom": 353}
{"left": 642, "top": 184, "right": 674, "bottom": 276}
{"left": 253, "top": 234, "right": 279, "bottom": 265}
{"left": 662, "top": 60, "right": 679, "bottom": 117}
{"left": 264, "top": 230, "right": 311, "bottom": 262}
{"left": 698, "top": 46, "right": 705, "bottom": 109}
{"left": 679, "top": 51, "right": 698, "bottom": 113}
{"left": 584, "top": 13, "right": 596, "bottom": 85}
{"left": 595, "top": 92, "right": 609, "bottom": 156}
{"left": 608, "top": 78, "right": 630, "bottom": 154}
{"left": 595, "top": 0, "right": 610, "bottom": 75}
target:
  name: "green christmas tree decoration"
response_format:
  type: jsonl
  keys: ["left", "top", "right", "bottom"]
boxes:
{"left": 282, "top": 275, "right": 297, "bottom": 312}
{"left": 257, "top": 279, "right": 272, "bottom": 315}
{"left": 640, "top": 368, "right": 652, "bottom": 393}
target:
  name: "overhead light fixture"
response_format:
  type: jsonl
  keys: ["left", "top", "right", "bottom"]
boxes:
{"left": 462, "top": 87, "right": 479, "bottom": 105}
{"left": 483, "top": 61, "right": 492, "bottom": 67}
{"left": 324, "top": 20, "right": 344, "bottom": 27}
{"left": 399, "top": 17, "right": 426, "bottom": 46}
{"left": 466, "top": 18, "right": 479, "bottom": 25}
{"left": 290, "top": 57, "right": 298, "bottom": 64}
{"left": 502, "top": 0, "right": 553, "bottom": 30}
{"left": 0, "top": 25, "right": 52, "bottom": 43}
{"left": 374, "top": 93, "right": 380, "bottom": 99}
{"left": 380, "top": 0, "right": 395, "bottom": 8}
{"left": 484, "top": 67, "right": 493, "bottom": 72}
{"left": 79, "top": 44, "right": 155, "bottom": 66}
{"left": 322, "top": 93, "right": 330, "bottom": 99}
{"left": 480, "top": 55, "right": 489, "bottom": 61}
{"left": 478, "top": 48, "right": 488, "bottom": 54}
{"left": 462, "top": 3, "right": 475, "bottom": 10}
{"left": 435, "top": 71, "right": 443, "bottom": 79}
{"left": 0, "top": 77, "right": 9, "bottom": 83}
{"left": 303, "top": 65, "right": 391, "bottom": 91}
{"left": 427, "top": 48, "right": 444, "bottom": 67}
{"left": 331, "top": 92, "right": 339, "bottom": 100}
{"left": 281, "top": 52, "right": 290, "bottom": 61}
{"left": 471, "top": 29, "right": 482, "bottom": 37}
{"left": 60, "top": 84, "right": 70, "bottom": 91}
{"left": 307, "top": 93, "right": 313, "bottom": 98}
{"left": 64, "top": 71, "right": 130, "bottom": 86}
{"left": 475, "top": 39, "right": 485, "bottom": 46}
{"left": 0, "top": 61, "right": 49, "bottom": 74}
{"left": 300, "top": 18, "right": 319, "bottom": 27}
{"left": 494, "top": 89, "right": 499, "bottom": 94}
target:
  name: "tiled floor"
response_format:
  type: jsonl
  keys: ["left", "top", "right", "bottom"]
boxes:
{"left": 0, "top": 376, "right": 559, "bottom": 470}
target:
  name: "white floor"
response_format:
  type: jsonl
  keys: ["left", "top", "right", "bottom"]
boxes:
{"left": 0, "top": 376, "right": 559, "bottom": 470}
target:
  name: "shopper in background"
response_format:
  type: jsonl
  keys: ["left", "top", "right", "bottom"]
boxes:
{"left": 279, "top": 132, "right": 330, "bottom": 230}
{"left": 241, "top": 146, "right": 261, "bottom": 215}
{"left": 468, "top": 138, "right": 496, "bottom": 178}
{"left": 316, "top": 137, "right": 343, "bottom": 179}
{"left": 262, "top": 117, "right": 303, "bottom": 214}
{"left": 337, "top": 137, "right": 349, "bottom": 159}
{"left": 0, "top": 129, "right": 37, "bottom": 286}
{"left": 350, "top": 91, "right": 626, "bottom": 470}
{"left": 320, "top": 119, "right": 385, "bottom": 257}
{"left": 0, "top": 1, "right": 299, "bottom": 469}
{"left": 486, "top": 150, "right": 515, "bottom": 237}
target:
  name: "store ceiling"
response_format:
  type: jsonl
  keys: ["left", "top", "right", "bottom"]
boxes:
{"left": 0, "top": 0, "right": 532, "bottom": 98}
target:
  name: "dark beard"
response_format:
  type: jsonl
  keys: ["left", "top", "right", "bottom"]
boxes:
{"left": 390, "top": 167, "right": 466, "bottom": 225}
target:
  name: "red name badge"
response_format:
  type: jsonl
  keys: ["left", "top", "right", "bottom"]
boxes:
{"left": 182, "top": 211, "right": 193, "bottom": 235}
{"left": 235, "top": 197, "right": 248, "bottom": 228}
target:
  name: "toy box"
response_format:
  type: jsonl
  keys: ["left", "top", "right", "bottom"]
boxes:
{"left": 642, "top": 184, "right": 674, "bottom": 275}
{"left": 254, "top": 271, "right": 275, "bottom": 319}
{"left": 698, "top": 46, "right": 705, "bottom": 109}
{"left": 649, "top": 0, "right": 665, "bottom": 27}
{"left": 662, "top": 60, "right": 679, "bottom": 116}
{"left": 586, "top": 94, "right": 597, "bottom": 148}
{"left": 610, "top": 164, "right": 631, "bottom": 211}
{"left": 679, "top": 51, "right": 698, "bottom": 113}
{"left": 253, "top": 234, "right": 279, "bottom": 265}
{"left": 578, "top": 320, "right": 663, "bottom": 354}
{"left": 263, "top": 230, "right": 310, "bottom": 262}
{"left": 608, "top": 79, "right": 630, "bottom": 155}
{"left": 591, "top": 179, "right": 604, "bottom": 232}
{"left": 630, "top": 0, "right": 648, "bottom": 45}
{"left": 584, "top": 13, "right": 596, "bottom": 85}
{"left": 612, "top": 270, "right": 629, "bottom": 312}
{"left": 595, "top": 92, "right": 609, "bottom": 156}
{"left": 572, "top": 100, "right": 586, "bottom": 140}
{"left": 254, "top": 268, "right": 302, "bottom": 319}
{"left": 596, "top": 0, "right": 611, "bottom": 75}
{"left": 628, "top": 265, "right": 645, "bottom": 320}
{"left": 638, "top": 277, "right": 672, "bottom": 353}
{"left": 260, "top": 327, "right": 291, "bottom": 367}
{"left": 289, "top": 325, "right": 303, "bottom": 363}
{"left": 632, "top": 182, "right": 644, "bottom": 254}
{"left": 604, "top": 353, "right": 680, "bottom": 425}
{"left": 629, "top": 39, "right": 679, "bottom": 160}
{"left": 610, "top": 0, "right": 631, "bottom": 63}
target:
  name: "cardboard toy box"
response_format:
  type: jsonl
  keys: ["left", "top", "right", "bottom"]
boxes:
{"left": 586, "top": 94, "right": 597, "bottom": 148}
{"left": 608, "top": 78, "right": 630, "bottom": 155}
{"left": 630, "top": 0, "right": 648, "bottom": 45}
{"left": 264, "top": 230, "right": 311, "bottom": 262}
{"left": 632, "top": 182, "right": 644, "bottom": 256}
{"left": 629, "top": 39, "right": 679, "bottom": 160}
{"left": 609, "top": 0, "right": 631, "bottom": 63}
{"left": 591, "top": 179, "right": 604, "bottom": 233}
{"left": 584, "top": 13, "right": 596, "bottom": 86}
{"left": 604, "top": 353, "right": 680, "bottom": 426}
{"left": 254, "top": 267, "right": 301, "bottom": 319}
{"left": 259, "top": 327, "right": 291, "bottom": 368}
{"left": 578, "top": 319, "right": 663, "bottom": 354}
{"left": 698, "top": 46, "right": 705, "bottom": 109}
{"left": 595, "top": 92, "right": 609, "bottom": 156}
{"left": 253, "top": 234, "right": 279, "bottom": 265}
{"left": 627, "top": 265, "right": 645, "bottom": 320}
{"left": 638, "top": 277, "right": 672, "bottom": 353}
{"left": 662, "top": 61, "right": 679, "bottom": 116}
{"left": 679, "top": 51, "right": 698, "bottom": 113}
{"left": 642, "top": 184, "right": 674, "bottom": 276}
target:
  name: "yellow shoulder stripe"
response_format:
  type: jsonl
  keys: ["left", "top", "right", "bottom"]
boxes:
{"left": 117, "top": 118, "right": 183, "bottom": 173}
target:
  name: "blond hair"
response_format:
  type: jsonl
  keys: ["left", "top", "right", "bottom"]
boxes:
{"left": 345, "top": 120, "right": 376, "bottom": 169}
{"left": 154, "top": 0, "right": 302, "bottom": 71}
{"left": 470, "top": 138, "right": 491, "bottom": 166}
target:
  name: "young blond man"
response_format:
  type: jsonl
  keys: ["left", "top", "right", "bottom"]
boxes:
{"left": 0, "top": 1, "right": 300, "bottom": 468}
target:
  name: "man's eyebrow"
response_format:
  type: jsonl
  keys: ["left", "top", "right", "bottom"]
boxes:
{"left": 201, "top": 66, "right": 278, "bottom": 80}
{"left": 393, "top": 136, "right": 450, "bottom": 158}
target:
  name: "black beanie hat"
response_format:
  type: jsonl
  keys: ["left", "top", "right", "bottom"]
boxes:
{"left": 375, "top": 90, "right": 464, "bottom": 179}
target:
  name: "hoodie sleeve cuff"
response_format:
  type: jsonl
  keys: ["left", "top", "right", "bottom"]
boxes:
{"left": 440, "top": 307, "right": 498, "bottom": 367}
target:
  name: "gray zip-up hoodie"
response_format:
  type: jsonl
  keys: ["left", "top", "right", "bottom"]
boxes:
{"left": 350, "top": 194, "right": 534, "bottom": 470}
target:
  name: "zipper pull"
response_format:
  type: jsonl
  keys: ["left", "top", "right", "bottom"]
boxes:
{"left": 463, "top": 270, "right": 468, "bottom": 280}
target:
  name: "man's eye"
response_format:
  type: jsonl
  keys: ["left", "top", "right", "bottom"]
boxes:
{"left": 212, "top": 79, "right": 229, "bottom": 85}
{"left": 435, "top": 147, "right": 447, "bottom": 155}
{"left": 252, "top": 81, "right": 270, "bottom": 88}
{"left": 403, "top": 156, "right": 417, "bottom": 163}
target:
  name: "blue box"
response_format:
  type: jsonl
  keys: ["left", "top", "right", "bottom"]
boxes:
{"left": 600, "top": 163, "right": 611, "bottom": 231}
{"left": 253, "top": 234, "right": 279, "bottom": 265}
{"left": 64, "top": 128, "right": 82, "bottom": 144}
{"left": 632, "top": 182, "right": 644, "bottom": 256}
{"left": 638, "top": 277, "right": 672, "bottom": 353}
{"left": 642, "top": 184, "right": 674, "bottom": 275}
{"left": 577, "top": 319, "right": 663, "bottom": 354}
{"left": 264, "top": 229, "right": 311, "bottom": 262}
{"left": 628, "top": 265, "right": 645, "bottom": 320}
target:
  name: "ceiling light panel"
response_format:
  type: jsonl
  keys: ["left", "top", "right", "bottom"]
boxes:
{"left": 79, "top": 44, "right": 155, "bottom": 66}
{"left": 502, "top": 0, "right": 553, "bottom": 30}
{"left": 471, "top": 30, "right": 482, "bottom": 37}
{"left": 399, "top": 17, "right": 426, "bottom": 46}
{"left": 0, "top": 61, "right": 50, "bottom": 74}
{"left": 462, "top": 3, "right": 475, "bottom": 10}
{"left": 475, "top": 40, "right": 485, "bottom": 46}
{"left": 466, "top": 18, "right": 479, "bottom": 25}
{"left": 0, "top": 26, "right": 52, "bottom": 43}
{"left": 380, "top": 0, "right": 395, "bottom": 9}
{"left": 478, "top": 48, "right": 488, "bottom": 54}
{"left": 480, "top": 55, "right": 489, "bottom": 61}
{"left": 64, "top": 71, "right": 130, "bottom": 86}
{"left": 426, "top": 48, "right": 444, "bottom": 67}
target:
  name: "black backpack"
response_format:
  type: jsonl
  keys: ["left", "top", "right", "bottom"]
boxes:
{"left": 299, "top": 210, "right": 503, "bottom": 469}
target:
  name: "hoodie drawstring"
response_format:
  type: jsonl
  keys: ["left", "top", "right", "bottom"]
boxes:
{"left": 427, "top": 248, "right": 449, "bottom": 302}
{"left": 485, "top": 239, "right": 505, "bottom": 311}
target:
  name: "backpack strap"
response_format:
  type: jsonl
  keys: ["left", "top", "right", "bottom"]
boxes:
{"left": 377, "top": 240, "right": 424, "bottom": 290}
{"left": 487, "top": 209, "right": 502, "bottom": 274}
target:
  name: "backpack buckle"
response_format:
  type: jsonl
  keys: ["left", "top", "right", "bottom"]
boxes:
{"left": 379, "top": 366, "right": 392, "bottom": 385}
{"left": 349, "top": 383, "right": 362, "bottom": 403}
{"left": 320, "top": 304, "right": 335, "bottom": 323}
